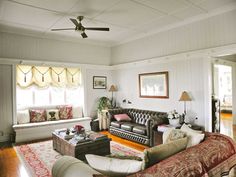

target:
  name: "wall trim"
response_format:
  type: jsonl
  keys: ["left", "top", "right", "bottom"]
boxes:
{"left": 0, "top": 57, "right": 113, "bottom": 70}
{"left": 1, "top": 43, "right": 236, "bottom": 70}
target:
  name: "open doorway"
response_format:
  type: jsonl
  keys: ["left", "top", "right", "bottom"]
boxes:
{"left": 213, "top": 63, "right": 233, "bottom": 136}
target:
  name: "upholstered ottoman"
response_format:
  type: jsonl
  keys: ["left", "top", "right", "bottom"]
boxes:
{"left": 52, "top": 156, "right": 100, "bottom": 177}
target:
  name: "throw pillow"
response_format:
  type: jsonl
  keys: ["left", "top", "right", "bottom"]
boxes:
{"left": 165, "top": 129, "right": 186, "bottom": 143}
{"left": 162, "top": 127, "right": 175, "bottom": 144}
{"left": 29, "top": 109, "right": 46, "bottom": 123}
{"left": 114, "top": 114, "right": 131, "bottom": 122}
{"left": 46, "top": 109, "right": 59, "bottom": 121}
{"left": 72, "top": 106, "right": 83, "bottom": 118}
{"left": 180, "top": 124, "right": 205, "bottom": 148}
{"left": 17, "top": 109, "right": 30, "bottom": 124}
{"left": 106, "top": 154, "right": 142, "bottom": 161}
{"left": 86, "top": 154, "right": 143, "bottom": 177}
{"left": 57, "top": 105, "right": 73, "bottom": 119}
{"left": 143, "top": 137, "right": 188, "bottom": 169}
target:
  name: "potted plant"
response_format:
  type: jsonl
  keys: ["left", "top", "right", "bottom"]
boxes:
{"left": 168, "top": 110, "right": 181, "bottom": 126}
{"left": 97, "top": 96, "right": 111, "bottom": 112}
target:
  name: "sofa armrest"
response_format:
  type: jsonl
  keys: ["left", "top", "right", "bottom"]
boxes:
{"left": 146, "top": 118, "right": 155, "bottom": 137}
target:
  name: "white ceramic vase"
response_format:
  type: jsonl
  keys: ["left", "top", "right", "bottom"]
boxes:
{"left": 169, "top": 118, "right": 180, "bottom": 127}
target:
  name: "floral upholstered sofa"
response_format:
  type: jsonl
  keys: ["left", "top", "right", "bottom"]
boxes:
{"left": 52, "top": 132, "right": 236, "bottom": 177}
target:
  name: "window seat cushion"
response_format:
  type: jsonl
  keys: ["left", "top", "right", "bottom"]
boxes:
{"left": 13, "top": 117, "right": 91, "bottom": 143}
{"left": 13, "top": 117, "right": 90, "bottom": 129}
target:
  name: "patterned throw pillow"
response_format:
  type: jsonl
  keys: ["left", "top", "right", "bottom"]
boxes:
{"left": 165, "top": 129, "right": 186, "bottom": 143}
{"left": 46, "top": 109, "right": 59, "bottom": 121}
{"left": 57, "top": 105, "right": 73, "bottom": 119}
{"left": 29, "top": 109, "right": 46, "bottom": 123}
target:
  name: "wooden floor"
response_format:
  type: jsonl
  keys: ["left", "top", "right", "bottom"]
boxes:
{"left": 101, "top": 131, "right": 148, "bottom": 151}
{"left": 0, "top": 122, "right": 236, "bottom": 177}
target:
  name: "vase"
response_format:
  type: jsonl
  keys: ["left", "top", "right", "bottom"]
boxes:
{"left": 169, "top": 118, "right": 180, "bottom": 127}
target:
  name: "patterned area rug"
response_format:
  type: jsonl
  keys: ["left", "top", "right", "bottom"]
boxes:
{"left": 14, "top": 140, "right": 143, "bottom": 177}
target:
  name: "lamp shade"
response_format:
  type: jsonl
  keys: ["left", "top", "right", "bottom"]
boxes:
{"left": 109, "top": 85, "right": 117, "bottom": 92}
{"left": 179, "top": 91, "right": 191, "bottom": 101}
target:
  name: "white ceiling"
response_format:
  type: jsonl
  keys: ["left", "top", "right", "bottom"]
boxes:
{"left": 0, "top": 0, "right": 236, "bottom": 46}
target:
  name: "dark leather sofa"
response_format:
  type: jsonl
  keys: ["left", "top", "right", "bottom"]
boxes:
{"left": 107, "top": 108, "right": 168, "bottom": 147}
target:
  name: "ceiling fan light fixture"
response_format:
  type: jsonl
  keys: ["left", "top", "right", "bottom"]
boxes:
{"left": 81, "top": 31, "right": 88, "bottom": 38}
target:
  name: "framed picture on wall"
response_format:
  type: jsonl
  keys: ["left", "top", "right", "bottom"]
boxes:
{"left": 93, "top": 76, "right": 107, "bottom": 89}
{"left": 139, "top": 71, "right": 169, "bottom": 98}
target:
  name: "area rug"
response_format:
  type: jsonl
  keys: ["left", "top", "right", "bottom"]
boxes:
{"left": 14, "top": 140, "right": 143, "bottom": 177}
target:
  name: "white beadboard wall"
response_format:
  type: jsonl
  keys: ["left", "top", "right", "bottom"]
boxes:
{"left": 84, "top": 68, "right": 113, "bottom": 118}
{"left": 0, "top": 32, "right": 111, "bottom": 65}
{"left": 0, "top": 64, "right": 13, "bottom": 142}
{"left": 112, "top": 58, "right": 207, "bottom": 128}
{"left": 111, "top": 10, "right": 236, "bottom": 65}
{"left": 233, "top": 63, "right": 236, "bottom": 125}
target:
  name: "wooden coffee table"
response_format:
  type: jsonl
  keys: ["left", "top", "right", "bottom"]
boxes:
{"left": 52, "top": 131, "right": 111, "bottom": 161}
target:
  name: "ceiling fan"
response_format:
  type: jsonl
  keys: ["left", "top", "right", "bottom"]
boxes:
{"left": 51, "top": 16, "right": 109, "bottom": 38}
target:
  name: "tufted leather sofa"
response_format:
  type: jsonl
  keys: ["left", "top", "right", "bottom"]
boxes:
{"left": 107, "top": 108, "right": 168, "bottom": 147}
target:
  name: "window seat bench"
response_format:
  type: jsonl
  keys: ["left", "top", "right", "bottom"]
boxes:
{"left": 13, "top": 117, "right": 92, "bottom": 143}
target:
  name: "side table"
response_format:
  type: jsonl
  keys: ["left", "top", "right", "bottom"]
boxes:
{"left": 97, "top": 110, "right": 109, "bottom": 130}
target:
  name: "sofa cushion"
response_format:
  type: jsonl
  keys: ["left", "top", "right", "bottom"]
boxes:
{"left": 29, "top": 109, "right": 47, "bottom": 123}
{"left": 114, "top": 114, "right": 131, "bottom": 122}
{"left": 143, "top": 137, "right": 188, "bottom": 169}
{"left": 86, "top": 154, "right": 143, "bottom": 177}
{"left": 57, "top": 105, "right": 73, "bottom": 119}
{"left": 17, "top": 109, "right": 30, "bottom": 124}
{"left": 132, "top": 126, "right": 146, "bottom": 135}
{"left": 46, "top": 109, "right": 60, "bottom": 121}
{"left": 180, "top": 124, "right": 205, "bottom": 148}
{"left": 110, "top": 121, "right": 123, "bottom": 128}
{"left": 121, "top": 123, "right": 134, "bottom": 131}
{"left": 164, "top": 129, "right": 186, "bottom": 143}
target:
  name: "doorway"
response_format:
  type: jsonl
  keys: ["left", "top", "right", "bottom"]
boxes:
{"left": 213, "top": 64, "right": 233, "bottom": 136}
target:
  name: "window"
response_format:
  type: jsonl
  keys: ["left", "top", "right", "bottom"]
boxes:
{"left": 16, "top": 65, "right": 82, "bottom": 109}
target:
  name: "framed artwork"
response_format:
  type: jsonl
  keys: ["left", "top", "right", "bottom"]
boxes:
{"left": 93, "top": 76, "right": 107, "bottom": 89}
{"left": 139, "top": 71, "right": 169, "bottom": 98}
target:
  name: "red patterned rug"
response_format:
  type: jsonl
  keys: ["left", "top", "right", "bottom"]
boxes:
{"left": 14, "top": 140, "right": 143, "bottom": 177}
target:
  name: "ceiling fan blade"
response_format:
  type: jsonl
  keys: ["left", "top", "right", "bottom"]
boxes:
{"left": 85, "top": 27, "right": 109, "bottom": 31}
{"left": 51, "top": 28, "right": 75, "bottom": 31}
{"left": 81, "top": 32, "right": 88, "bottom": 38}
{"left": 70, "top": 18, "right": 79, "bottom": 26}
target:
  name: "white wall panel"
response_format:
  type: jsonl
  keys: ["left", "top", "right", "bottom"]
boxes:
{"left": 0, "top": 64, "right": 13, "bottom": 142}
{"left": 85, "top": 68, "right": 113, "bottom": 118}
{"left": 112, "top": 58, "right": 207, "bottom": 128}
{"left": 0, "top": 32, "right": 111, "bottom": 65}
{"left": 111, "top": 10, "right": 236, "bottom": 64}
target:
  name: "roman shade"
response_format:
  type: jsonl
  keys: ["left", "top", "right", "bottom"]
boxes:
{"left": 17, "top": 65, "right": 81, "bottom": 88}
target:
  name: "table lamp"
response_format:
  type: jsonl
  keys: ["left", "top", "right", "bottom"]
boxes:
{"left": 109, "top": 85, "right": 117, "bottom": 107}
{"left": 179, "top": 91, "right": 192, "bottom": 123}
